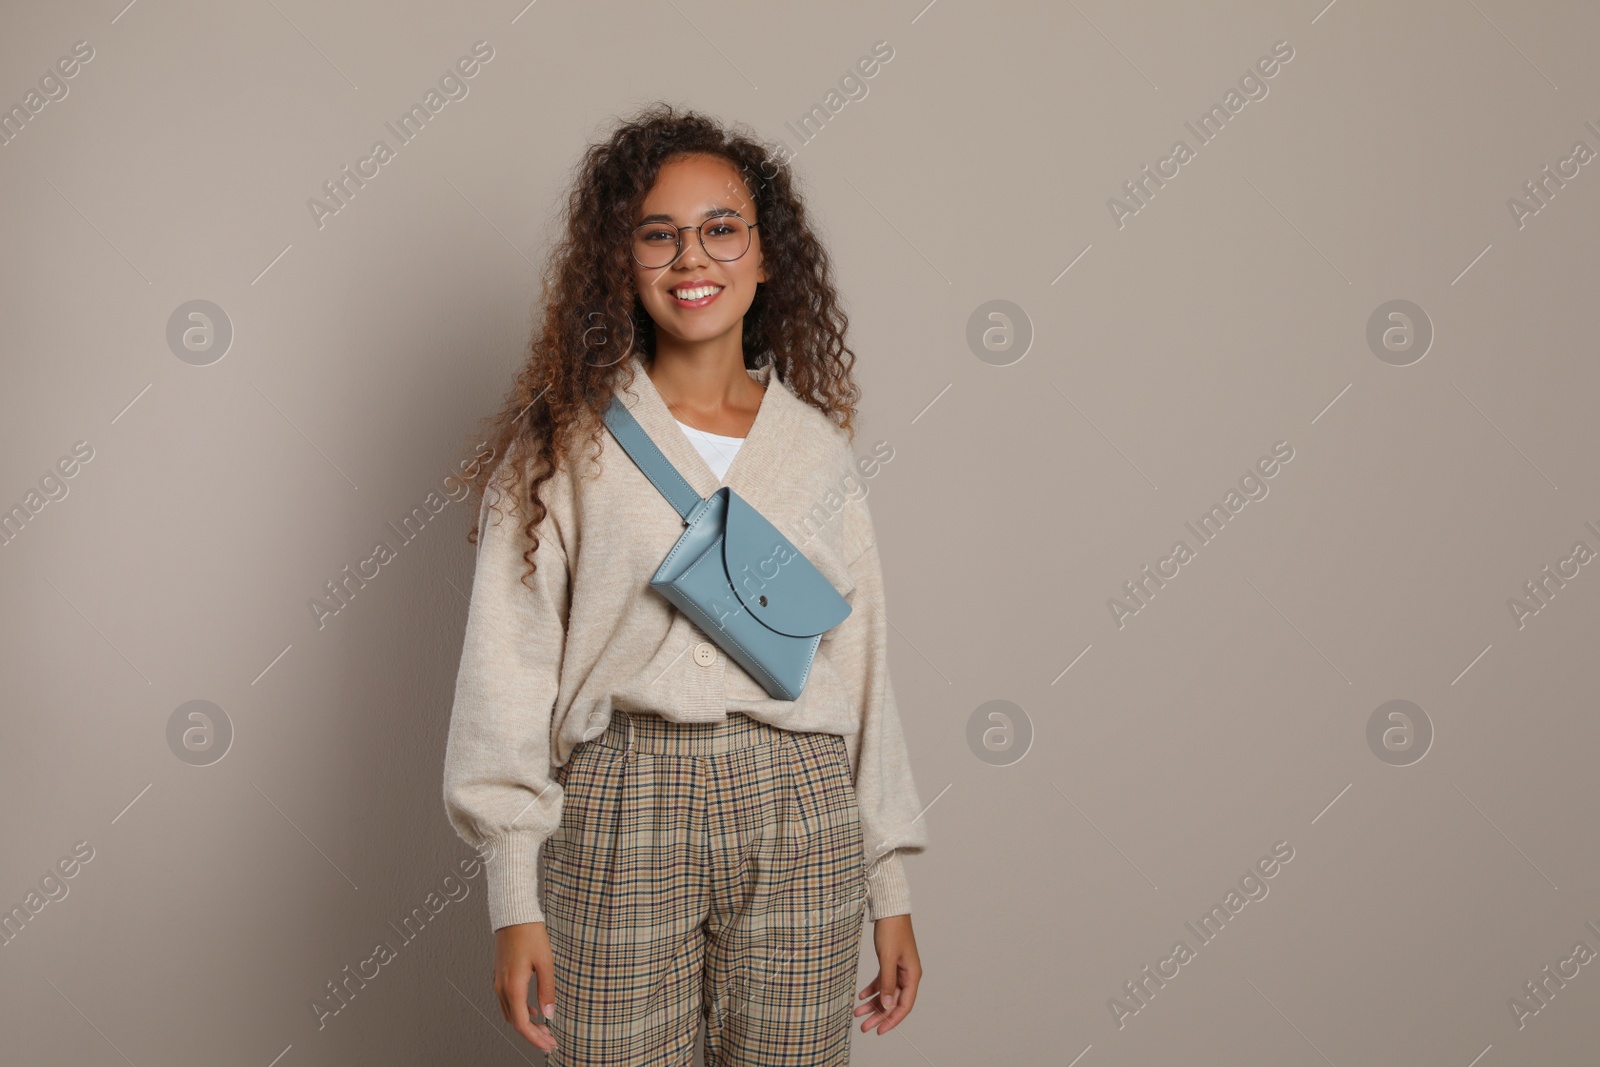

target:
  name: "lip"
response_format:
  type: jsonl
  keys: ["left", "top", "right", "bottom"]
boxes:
{"left": 668, "top": 283, "right": 724, "bottom": 309}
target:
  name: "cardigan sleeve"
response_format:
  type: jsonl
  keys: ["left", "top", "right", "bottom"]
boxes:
{"left": 442, "top": 456, "right": 571, "bottom": 930}
{"left": 829, "top": 487, "right": 931, "bottom": 922}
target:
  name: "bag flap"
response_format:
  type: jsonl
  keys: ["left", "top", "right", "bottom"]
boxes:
{"left": 721, "top": 489, "right": 853, "bottom": 638}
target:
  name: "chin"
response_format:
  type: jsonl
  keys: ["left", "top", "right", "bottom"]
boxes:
{"left": 658, "top": 325, "right": 738, "bottom": 346}
{"left": 647, "top": 305, "right": 752, "bottom": 340}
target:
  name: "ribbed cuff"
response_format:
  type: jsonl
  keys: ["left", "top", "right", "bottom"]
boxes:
{"left": 863, "top": 850, "right": 912, "bottom": 922}
{"left": 484, "top": 831, "right": 548, "bottom": 931}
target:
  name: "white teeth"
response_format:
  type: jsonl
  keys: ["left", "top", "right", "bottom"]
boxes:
{"left": 673, "top": 285, "right": 722, "bottom": 300}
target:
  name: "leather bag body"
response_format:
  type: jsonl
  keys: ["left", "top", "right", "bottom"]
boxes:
{"left": 601, "top": 393, "right": 852, "bottom": 700}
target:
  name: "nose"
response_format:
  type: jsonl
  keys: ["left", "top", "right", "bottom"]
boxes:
{"left": 671, "top": 225, "right": 711, "bottom": 270}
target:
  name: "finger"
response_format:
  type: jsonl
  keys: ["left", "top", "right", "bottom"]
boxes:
{"left": 511, "top": 1008, "right": 554, "bottom": 1051}
{"left": 504, "top": 965, "right": 548, "bottom": 1050}
{"left": 879, "top": 963, "right": 899, "bottom": 1013}
{"left": 878, "top": 981, "right": 916, "bottom": 1035}
{"left": 534, "top": 955, "right": 557, "bottom": 1034}
{"left": 878, "top": 964, "right": 920, "bottom": 1035}
{"left": 854, "top": 976, "right": 881, "bottom": 1018}
{"left": 531, "top": 956, "right": 559, "bottom": 1052}
{"left": 525, "top": 1019, "right": 557, "bottom": 1052}
{"left": 495, "top": 970, "right": 520, "bottom": 1027}
{"left": 509, "top": 996, "right": 554, "bottom": 1051}
{"left": 858, "top": 987, "right": 890, "bottom": 1032}
{"left": 854, "top": 994, "right": 884, "bottom": 1018}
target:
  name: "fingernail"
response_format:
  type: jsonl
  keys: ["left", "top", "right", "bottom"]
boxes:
{"left": 882, "top": 994, "right": 895, "bottom": 1010}
{"left": 543, "top": 1003, "right": 556, "bottom": 1020}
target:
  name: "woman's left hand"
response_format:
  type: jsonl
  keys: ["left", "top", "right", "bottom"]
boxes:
{"left": 855, "top": 913, "right": 921, "bottom": 1035}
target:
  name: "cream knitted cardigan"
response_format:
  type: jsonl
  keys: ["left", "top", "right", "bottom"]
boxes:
{"left": 442, "top": 355, "right": 930, "bottom": 930}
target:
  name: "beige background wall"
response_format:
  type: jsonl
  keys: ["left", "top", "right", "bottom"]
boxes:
{"left": 3, "top": 0, "right": 1599, "bottom": 1064}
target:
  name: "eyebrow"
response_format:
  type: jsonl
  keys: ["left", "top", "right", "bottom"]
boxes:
{"left": 636, "top": 206, "right": 747, "bottom": 225}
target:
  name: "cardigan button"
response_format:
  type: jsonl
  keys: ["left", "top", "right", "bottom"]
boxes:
{"left": 693, "top": 642, "right": 717, "bottom": 666}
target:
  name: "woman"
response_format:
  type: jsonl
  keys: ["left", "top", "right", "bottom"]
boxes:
{"left": 442, "top": 102, "right": 929, "bottom": 1065}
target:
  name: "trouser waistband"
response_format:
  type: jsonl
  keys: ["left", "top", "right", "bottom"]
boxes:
{"left": 593, "top": 708, "right": 785, "bottom": 757}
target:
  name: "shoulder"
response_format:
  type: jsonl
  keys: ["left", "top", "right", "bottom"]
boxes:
{"left": 479, "top": 440, "right": 578, "bottom": 533}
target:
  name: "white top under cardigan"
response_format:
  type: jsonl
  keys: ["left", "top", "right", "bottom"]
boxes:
{"left": 442, "top": 354, "right": 930, "bottom": 929}
{"left": 674, "top": 418, "right": 745, "bottom": 480}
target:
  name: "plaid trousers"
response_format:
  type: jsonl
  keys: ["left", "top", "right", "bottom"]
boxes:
{"left": 539, "top": 708, "right": 870, "bottom": 1066}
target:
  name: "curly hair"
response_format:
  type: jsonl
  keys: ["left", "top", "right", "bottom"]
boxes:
{"left": 460, "top": 102, "right": 864, "bottom": 587}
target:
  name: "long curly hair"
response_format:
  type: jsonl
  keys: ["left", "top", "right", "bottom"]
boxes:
{"left": 461, "top": 102, "right": 863, "bottom": 586}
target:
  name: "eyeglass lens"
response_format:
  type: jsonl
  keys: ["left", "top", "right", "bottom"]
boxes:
{"left": 632, "top": 216, "right": 751, "bottom": 268}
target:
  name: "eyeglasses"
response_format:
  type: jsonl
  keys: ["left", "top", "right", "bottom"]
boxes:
{"left": 630, "top": 214, "right": 760, "bottom": 269}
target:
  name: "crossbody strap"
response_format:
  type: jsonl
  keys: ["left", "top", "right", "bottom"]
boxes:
{"left": 601, "top": 394, "right": 703, "bottom": 522}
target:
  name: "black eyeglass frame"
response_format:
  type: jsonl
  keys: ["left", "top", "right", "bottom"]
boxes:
{"left": 629, "top": 214, "right": 761, "bottom": 268}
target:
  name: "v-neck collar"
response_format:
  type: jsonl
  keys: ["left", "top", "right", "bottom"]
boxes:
{"left": 615, "top": 353, "right": 792, "bottom": 511}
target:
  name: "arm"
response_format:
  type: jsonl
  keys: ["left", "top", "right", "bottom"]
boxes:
{"left": 442, "top": 456, "right": 571, "bottom": 931}
{"left": 829, "top": 487, "right": 931, "bottom": 922}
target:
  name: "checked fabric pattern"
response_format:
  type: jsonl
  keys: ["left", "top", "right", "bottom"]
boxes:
{"left": 540, "top": 709, "right": 870, "bottom": 1066}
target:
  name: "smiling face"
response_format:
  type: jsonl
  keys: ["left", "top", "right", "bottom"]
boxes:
{"left": 631, "top": 153, "right": 767, "bottom": 354}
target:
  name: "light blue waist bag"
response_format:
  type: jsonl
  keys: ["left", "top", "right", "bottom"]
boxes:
{"left": 601, "top": 394, "right": 853, "bottom": 700}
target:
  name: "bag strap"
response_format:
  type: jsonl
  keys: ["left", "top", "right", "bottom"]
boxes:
{"left": 601, "top": 394, "right": 704, "bottom": 522}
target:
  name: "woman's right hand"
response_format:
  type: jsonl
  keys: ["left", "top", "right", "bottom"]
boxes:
{"left": 493, "top": 921, "right": 558, "bottom": 1051}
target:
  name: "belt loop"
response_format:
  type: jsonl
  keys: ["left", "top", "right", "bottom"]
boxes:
{"left": 625, "top": 714, "right": 635, "bottom": 759}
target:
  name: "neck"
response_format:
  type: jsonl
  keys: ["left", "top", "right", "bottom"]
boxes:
{"left": 643, "top": 350, "right": 764, "bottom": 416}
